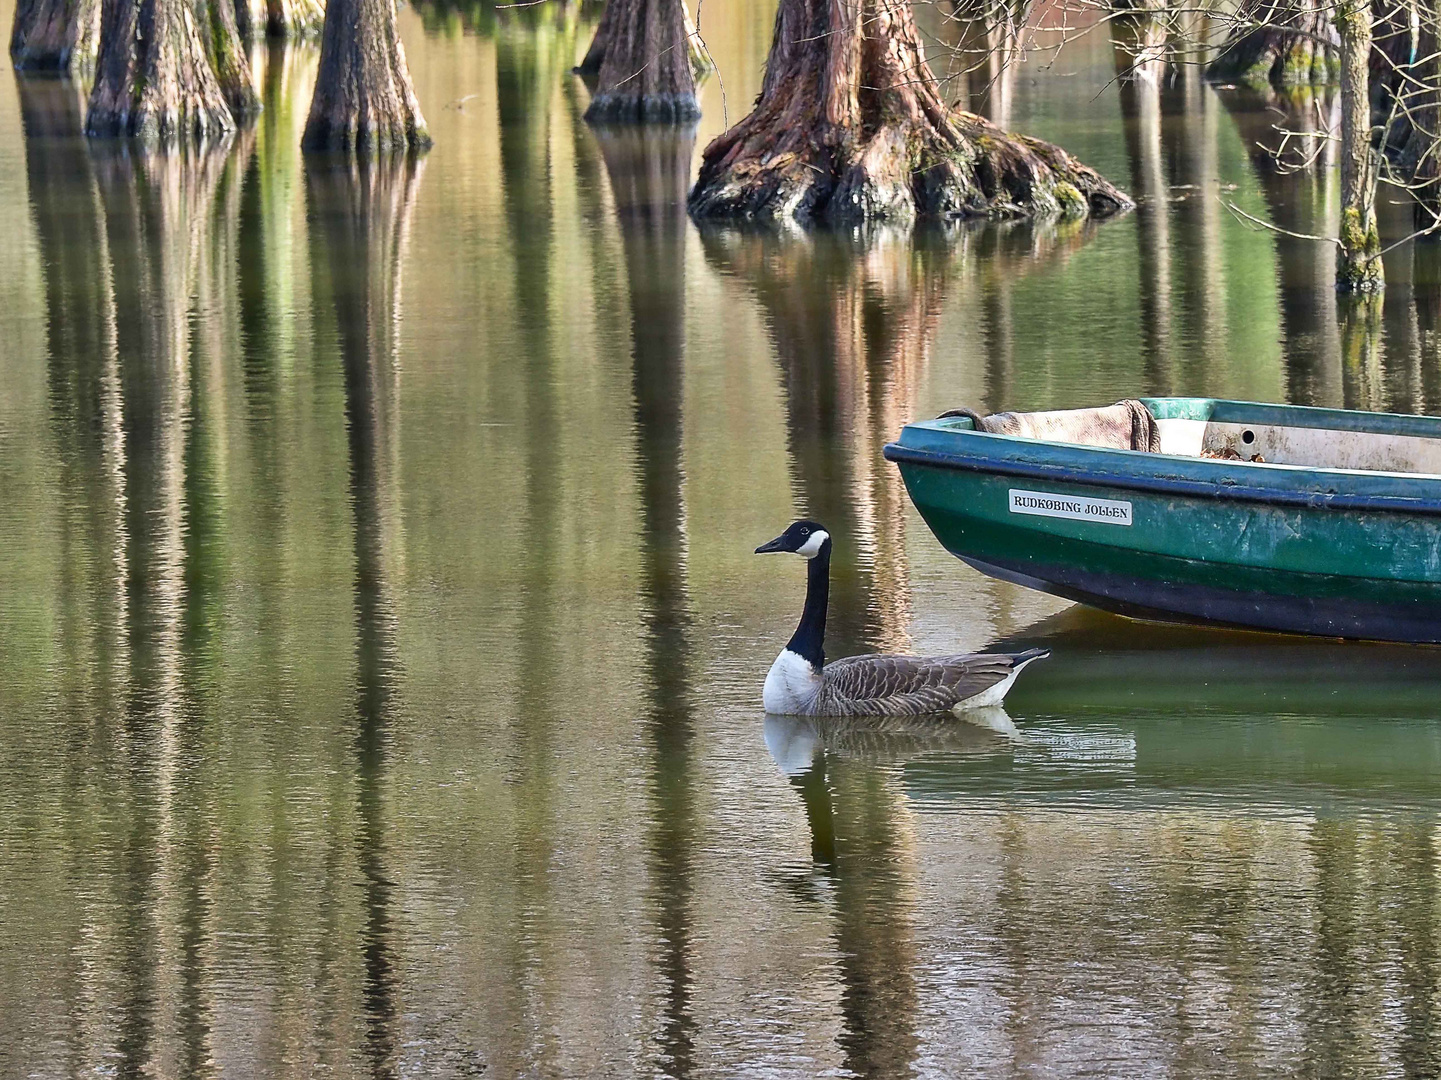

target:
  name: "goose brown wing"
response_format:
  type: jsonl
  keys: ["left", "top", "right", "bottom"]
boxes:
{"left": 820, "top": 651, "right": 1034, "bottom": 716}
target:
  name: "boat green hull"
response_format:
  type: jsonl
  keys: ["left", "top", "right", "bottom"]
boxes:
{"left": 884, "top": 399, "right": 1441, "bottom": 643}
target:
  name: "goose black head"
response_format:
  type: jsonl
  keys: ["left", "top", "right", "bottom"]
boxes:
{"left": 755, "top": 520, "right": 831, "bottom": 559}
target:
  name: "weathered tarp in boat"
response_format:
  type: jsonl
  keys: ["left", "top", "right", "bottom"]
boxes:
{"left": 941, "top": 400, "right": 1161, "bottom": 453}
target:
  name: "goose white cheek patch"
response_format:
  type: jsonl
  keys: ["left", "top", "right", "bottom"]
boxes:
{"left": 796, "top": 530, "right": 830, "bottom": 558}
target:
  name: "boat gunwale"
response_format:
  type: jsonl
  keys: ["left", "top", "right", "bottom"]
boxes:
{"left": 1140, "top": 396, "right": 1441, "bottom": 439}
{"left": 882, "top": 439, "right": 1441, "bottom": 517}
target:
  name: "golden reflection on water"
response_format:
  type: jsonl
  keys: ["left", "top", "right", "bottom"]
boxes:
{"left": 8, "top": 2, "right": 1441, "bottom": 1077}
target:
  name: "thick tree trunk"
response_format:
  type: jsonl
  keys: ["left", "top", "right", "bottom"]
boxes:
{"left": 87, "top": 0, "right": 253, "bottom": 142}
{"left": 1207, "top": 0, "right": 1339, "bottom": 88}
{"left": 688, "top": 0, "right": 1131, "bottom": 224}
{"left": 266, "top": 0, "right": 324, "bottom": 35}
{"left": 577, "top": 0, "right": 709, "bottom": 82}
{"left": 581, "top": 0, "right": 698, "bottom": 123}
{"left": 302, "top": 0, "right": 430, "bottom": 151}
{"left": 237, "top": 0, "right": 323, "bottom": 38}
{"left": 1337, "top": 0, "right": 1383, "bottom": 292}
{"left": 198, "top": 0, "right": 262, "bottom": 118}
{"left": 235, "top": 0, "right": 263, "bottom": 36}
{"left": 10, "top": 0, "right": 98, "bottom": 70}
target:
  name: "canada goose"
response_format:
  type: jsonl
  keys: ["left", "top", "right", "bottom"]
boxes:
{"left": 755, "top": 520, "right": 1050, "bottom": 716}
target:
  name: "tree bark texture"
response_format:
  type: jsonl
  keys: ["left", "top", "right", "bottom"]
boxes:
{"left": 86, "top": 0, "right": 256, "bottom": 142}
{"left": 236, "top": 0, "right": 323, "bottom": 38}
{"left": 1207, "top": 0, "right": 1339, "bottom": 88}
{"left": 582, "top": 0, "right": 699, "bottom": 123}
{"left": 302, "top": 0, "right": 430, "bottom": 151}
{"left": 198, "top": 0, "right": 262, "bottom": 118}
{"left": 578, "top": 0, "right": 709, "bottom": 80}
{"left": 687, "top": 0, "right": 1132, "bottom": 224}
{"left": 1336, "top": 0, "right": 1383, "bottom": 292}
{"left": 10, "top": 0, "right": 98, "bottom": 70}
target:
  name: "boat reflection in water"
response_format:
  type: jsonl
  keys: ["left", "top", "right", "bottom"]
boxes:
{"left": 756, "top": 604, "right": 1441, "bottom": 1076}
{"left": 769, "top": 597, "right": 1441, "bottom": 817}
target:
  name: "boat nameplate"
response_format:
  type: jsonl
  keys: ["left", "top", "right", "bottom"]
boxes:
{"left": 1009, "top": 489, "right": 1133, "bottom": 526}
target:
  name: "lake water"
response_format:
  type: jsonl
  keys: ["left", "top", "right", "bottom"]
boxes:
{"left": 4, "top": 3, "right": 1441, "bottom": 1077}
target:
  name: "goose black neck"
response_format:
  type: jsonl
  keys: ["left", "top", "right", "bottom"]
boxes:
{"left": 786, "top": 539, "right": 829, "bottom": 670}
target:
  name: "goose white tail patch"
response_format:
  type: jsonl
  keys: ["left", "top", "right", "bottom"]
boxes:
{"left": 955, "top": 653, "right": 1045, "bottom": 711}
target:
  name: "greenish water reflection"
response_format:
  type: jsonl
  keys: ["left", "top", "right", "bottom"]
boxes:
{"left": 5, "top": 4, "right": 1441, "bottom": 1078}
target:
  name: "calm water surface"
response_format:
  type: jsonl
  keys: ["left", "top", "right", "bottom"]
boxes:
{"left": 5, "top": 3, "right": 1441, "bottom": 1077}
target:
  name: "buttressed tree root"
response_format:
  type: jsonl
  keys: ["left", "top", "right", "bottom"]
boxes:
{"left": 86, "top": 0, "right": 255, "bottom": 143}
{"left": 687, "top": 0, "right": 1132, "bottom": 224}
{"left": 579, "top": 0, "right": 701, "bottom": 123}
{"left": 302, "top": 0, "right": 430, "bottom": 152}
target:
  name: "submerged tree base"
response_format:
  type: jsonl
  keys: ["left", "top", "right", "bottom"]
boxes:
{"left": 302, "top": 0, "right": 431, "bottom": 152}
{"left": 689, "top": 109, "right": 1132, "bottom": 226}
{"left": 1207, "top": 0, "right": 1339, "bottom": 89}
{"left": 577, "top": 0, "right": 701, "bottom": 126}
{"left": 688, "top": 0, "right": 1128, "bottom": 225}
{"left": 10, "top": 0, "right": 99, "bottom": 72}
{"left": 585, "top": 92, "right": 699, "bottom": 125}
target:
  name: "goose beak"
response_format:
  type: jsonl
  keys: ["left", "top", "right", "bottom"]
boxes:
{"left": 755, "top": 535, "right": 787, "bottom": 554}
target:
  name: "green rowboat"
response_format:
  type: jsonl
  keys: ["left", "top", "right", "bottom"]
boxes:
{"left": 882, "top": 398, "right": 1441, "bottom": 643}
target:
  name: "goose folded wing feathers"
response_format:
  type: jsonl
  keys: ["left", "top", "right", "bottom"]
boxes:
{"left": 820, "top": 653, "right": 1023, "bottom": 716}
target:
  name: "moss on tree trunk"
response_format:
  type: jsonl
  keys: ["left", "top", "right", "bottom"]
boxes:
{"left": 1207, "top": 0, "right": 1339, "bottom": 88}
{"left": 687, "top": 0, "right": 1131, "bottom": 224}
{"left": 86, "top": 0, "right": 251, "bottom": 143}
{"left": 198, "top": 0, "right": 261, "bottom": 119}
{"left": 302, "top": 0, "right": 430, "bottom": 151}
{"left": 1336, "top": 0, "right": 1383, "bottom": 293}
{"left": 10, "top": 0, "right": 98, "bottom": 71}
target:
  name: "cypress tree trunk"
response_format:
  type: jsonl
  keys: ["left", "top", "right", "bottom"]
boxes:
{"left": 86, "top": 0, "right": 248, "bottom": 142}
{"left": 582, "top": 0, "right": 698, "bottom": 123}
{"left": 10, "top": 0, "right": 98, "bottom": 70}
{"left": 237, "top": 0, "right": 323, "bottom": 38}
{"left": 266, "top": 0, "right": 324, "bottom": 35}
{"left": 1207, "top": 0, "right": 1340, "bottom": 88}
{"left": 234, "top": 0, "right": 263, "bottom": 36}
{"left": 302, "top": 0, "right": 430, "bottom": 151}
{"left": 1336, "top": 0, "right": 1383, "bottom": 292}
{"left": 688, "top": 0, "right": 1131, "bottom": 224}
{"left": 198, "top": 0, "right": 262, "bottom": 119}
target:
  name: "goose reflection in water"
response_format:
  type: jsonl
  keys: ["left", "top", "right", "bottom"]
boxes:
{"left": 759, "top": 707, "right": 1027, "bottom": 1077}
{"left": 764, "top": 708, "right": 1028, "bottom": 779}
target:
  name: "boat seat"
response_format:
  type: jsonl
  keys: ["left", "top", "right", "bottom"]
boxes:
{"left": 941, "top": 400, "right": 1160, "bottom": 452}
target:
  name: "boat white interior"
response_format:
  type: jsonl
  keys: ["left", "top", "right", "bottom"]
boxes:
{"left": 962, "top": 402, "right": 1441, "bottom": 475}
